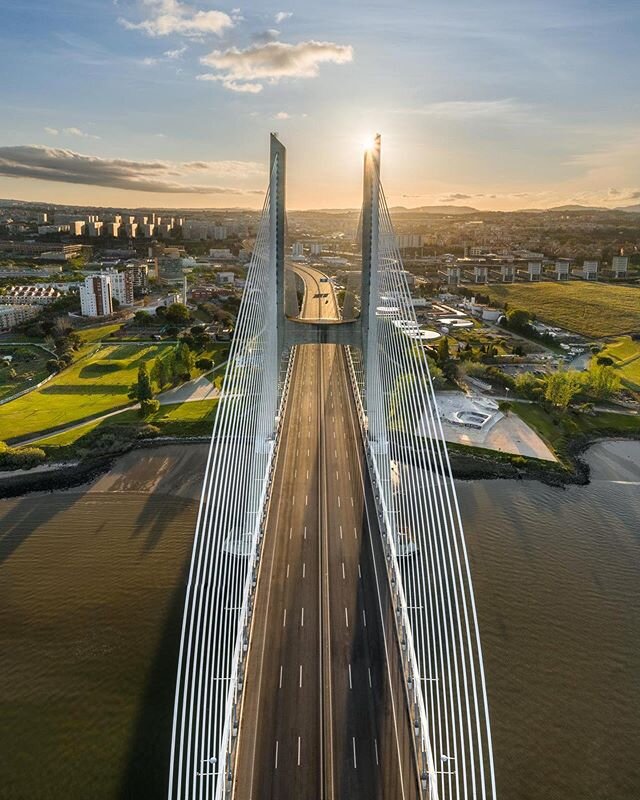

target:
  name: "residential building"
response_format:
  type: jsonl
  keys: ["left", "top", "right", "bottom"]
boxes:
{"left": 0, "top": 285, "right": 61, "bottom": 305}
{"left": 0, "top": 304, "right": 40, "bottom": 331}
{"left": 291, "top": 242, "right": 304, "bottom": 257}
{"left": 103, "top": 268, "right": 134, "bottom": 306}
{"left": 582, "top": 260, "right": 599, "bottom": 280}
{"left": 80, "top": 274, "right": 113, "bottom": 317}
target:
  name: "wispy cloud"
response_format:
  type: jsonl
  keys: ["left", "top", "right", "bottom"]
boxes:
{"left": 44, "top": 127, "right": 59, "bottom": 136}
{"left": 274, "top": 11, "right": 292, "bottom": 24}
{"left": 119, "top": 0, "right": 233, "bottom": 38}
{"left": 440, "top": 193, "right": 474, "bottom": 202}
{"left": 165, "top": 45, "right": 187, "bottom": 59}
{"left": 64, "top": 127, "right": 101, "bottom": 140}
{"left": 401, "top": 98, "right": 535, "bottom": 123}
{"left": 199, "top": 39, "right": 353, "bottom": 93}
{"left": 274, "top": 111, "right": 290, "bottom": 120}
{"left": 0, "top": 146, "right": 263, "bottom": 194}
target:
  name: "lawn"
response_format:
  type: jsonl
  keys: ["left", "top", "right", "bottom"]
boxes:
{"left": 0, "top": 346, "right": 50, "bottom": 402}
{"left": 485, "top": 282, "right": 640, "bottom": 338}
{"left": 33, "top": 399, "right": 218, "bottom": 454}
{"left": 0, "top": 343, "right": 171, "bottom": 442}
{"left": 513, "top": 401, "right": 640, "bottom": 459}
{"left": 600, "top": 336, "right": 640, "bottom": 390}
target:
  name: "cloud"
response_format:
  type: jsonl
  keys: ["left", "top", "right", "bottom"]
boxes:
{"left": 119, "top": 0, "right": 233, "bottom": 38}
{"left": 165, "top": 45, "right": 187, "bottom": 58}
{"left": 199, "top": 39, "right": 353, "bottom": 92}
{"left": 64, "top": 127, "right": 101, "bottom": 140}
{"left": 274, "top": 111, "right": 290, "bottom": 120}
{"left": 440, "top": 193, "right": 473, "bottom": 202}
{"left": 44, "top": 127, "right": 59, "bottom": 135}
{"left": 401, "top": 98, "right": 534, "bottom": 124}
{"left": 274, "top": 11, "right": 292, "bottom": 23}
{"left": 0, "top": 145, "right": 263, "bottom": 195}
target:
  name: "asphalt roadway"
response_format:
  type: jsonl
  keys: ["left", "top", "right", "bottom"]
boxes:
{"left": 234, "top": 265, "right": 419, "bottom": 799}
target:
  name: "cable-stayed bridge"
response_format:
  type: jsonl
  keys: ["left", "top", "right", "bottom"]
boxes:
{"left": 168, "top": 135, "right": 496, "bottom": 800}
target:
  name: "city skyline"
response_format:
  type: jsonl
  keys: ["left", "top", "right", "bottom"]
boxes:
{"left": 2, "top": 0, "right": 640, "bottom": 210}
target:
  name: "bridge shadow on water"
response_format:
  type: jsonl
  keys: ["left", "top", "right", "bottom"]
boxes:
{"left": 118, "top": 550, "right": 190, "bottom": 799}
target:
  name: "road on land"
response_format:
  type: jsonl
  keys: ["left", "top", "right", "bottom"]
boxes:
{"left": 234, "top": 265, "right": 419, "bottom": 799}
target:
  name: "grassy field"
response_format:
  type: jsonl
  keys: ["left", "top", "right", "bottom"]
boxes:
{"left": 513, "top": 401, "right": 640, "bottom": 459}
{"left": 600, "top": 336, "right": 640, "bottom": 390}
{"left": 0, "top": 346, "right": 50, "bottom": 402}
{"left": 485, "top": 282, "right": 640, "bottom": 338}
{"left": 0, "top": 343, "right": 171, "bottom": 442}
{"left": 33, "top": 399, "right": 218, "bottom": 458}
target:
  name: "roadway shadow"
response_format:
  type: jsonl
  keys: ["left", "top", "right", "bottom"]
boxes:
{"left": 0, "top": 492, "right": 81, "bottom": 566}
{"left": 118, "top": 547, "right": 191, "bottom": 799}
{"left": 131, "top": 493, "right": 197, "bottom": 554}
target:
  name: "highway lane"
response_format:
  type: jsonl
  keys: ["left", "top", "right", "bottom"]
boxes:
{"left": 234, "top": 265, "right": 419, "bottom": 799}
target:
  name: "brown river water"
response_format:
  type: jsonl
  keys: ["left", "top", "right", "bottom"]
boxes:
{"left": 0, "top": 441, "right": 638, "bottom": 799}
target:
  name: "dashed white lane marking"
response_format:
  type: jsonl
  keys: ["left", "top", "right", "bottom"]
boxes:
{"left": 286, "top": 563, "right": 290, "bottom": 579}
{"left": 297, "top": 736, "right": 301, "bottom": 766}
{"left": 302, "top": 562, "right": 306, "bottom": 578}
{"left": 344, "top": 607, "right": 349, "bottom": 628}
{"left": 335, "top": 470, "right": 339, "bottom": 481}
{"left": 368, "top": 667, "right": 372, "bottom": 688}
{"left": 341, "top": 562, "right": 345, "bottom": 580}
{"left": 304, "top": 526, "right": 307, "bottom": 540}
{"left": 275, "top": 740, "right": 279, "bottom": 769}
{"left": 301, "top": 607, "right": 305, "bottom": 627}
{"left": 306, "top": 469, "right": 309, "bottom": 480}
{"left": 282, "top": 609, "right": 287, "bottom": 627}
{"left": 348, "top": 663, "right": 352, "bottom": 689}
{"left": 307, "top": 448, "right": 310, "bottom": 457}
{"left": 299, "top": 665, "right": 303, "bottom": 687}
{"left": 348, "top": 471, "right": 351, "bottom": 481}
{"left": 305, "top": 495, "right": 308, "bottom": 507}
{"left": 353, "top": 527, "right": 358, "bottom": 539}
{"left": 292, "top": 495, "right": 295, "bottom": 505}
{"left": 337, "top": 496, "right": 341, "bottom": 508}
{"left": 351, "top": 496, "right": 354, "bottom": 507}
{"left": 279, "top": 665, "right": 283, "bottom": 689}
{"left": 374, "top": 738, "right": 379, "bottom": 765}
{"left": 358, "top": 563, "right": 362, "bottom": 579}
{"left": 294, "top": 469, "right": 297, "bottom": 478}
{"left": 339, "top": 525, "right": 343, "bottom": 540}
{"left": 352, "top": 737, "right": 357, "bottom": 769}
{"left": 363, "top": 609, "right": 367, "bottom": 627}
{"left": 334, "top": 449, "right": 337, "bottom": 458}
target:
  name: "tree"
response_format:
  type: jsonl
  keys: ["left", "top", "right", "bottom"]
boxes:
{"left": 176, "top": 342, "right": 196, "bottom": 380}
{"left": 165, "top": 302, "right": 190, "bottom": 325}
{"left": 151, "top": 357, "right": 169, "bottom": 389}
{"left": 585, "top": 363, "right": 620, "bottom": 401}
{"left": 135, "top": 310, "right": 153, "bottom": 327}
{"left": 195, "top": 356, "right": 213, "bottom": 371}
{"left": 544, "top": 371, "right": 581, "bottom": 409}
{"left": 505, "top": 307, "right": 531, "bottom": 333}
{"left": 437, "top": 336, "right": 450, "bottom": 364}
{"left": 140, "top": 398, "right": 160, "bottom": 418}
{"left": 129, "top": 363, "right": 154, "bottom": 403}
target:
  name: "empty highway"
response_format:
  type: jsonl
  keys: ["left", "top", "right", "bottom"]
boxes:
{"left": 234, "top": 265, "right": 419, "bottom": 799}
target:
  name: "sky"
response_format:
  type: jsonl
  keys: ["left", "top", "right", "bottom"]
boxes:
{"left": 1, "top": 0, "right": 640, "bottom": 211}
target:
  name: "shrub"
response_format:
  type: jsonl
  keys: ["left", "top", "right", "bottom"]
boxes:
{"left": 140, "top": 398, "right": 160, "bottom": 417}
{"left": 195, "top": 357, "right": 213, "bottom": 370}
{"left": 0, "top": 441, "right": 47, "bottom": 471}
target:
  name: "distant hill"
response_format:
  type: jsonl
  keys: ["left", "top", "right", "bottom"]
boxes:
{"left": 617, "top": 203, "right": 640, "bottom": 213}
{"left": 389, "top": 205, "right": 479, "bottom": 215}
{"left": 547, "top": 204, "right": 610, "bottom": 212}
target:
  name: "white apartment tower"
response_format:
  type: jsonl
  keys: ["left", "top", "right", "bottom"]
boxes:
{"left": 80, "top": 274, "right": 113, "bottom": 317}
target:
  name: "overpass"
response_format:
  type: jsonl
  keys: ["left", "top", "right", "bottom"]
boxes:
{"left": 168, "top": 135, "right": 497, "bottom": 800}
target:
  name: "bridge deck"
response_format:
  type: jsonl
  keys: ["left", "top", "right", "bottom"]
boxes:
{"left": 233, "top": 342, "right": 420, "bottom": 799}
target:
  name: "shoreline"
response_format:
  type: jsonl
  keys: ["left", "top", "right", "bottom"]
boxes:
{"left": 2, "top": 431, "right": 640, "bottom": 499}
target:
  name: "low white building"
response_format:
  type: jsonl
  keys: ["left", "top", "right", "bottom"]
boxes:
{"left": 0, "top": 304, "right": 40, "bottom": 331}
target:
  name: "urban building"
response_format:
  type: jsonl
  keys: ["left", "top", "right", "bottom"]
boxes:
{"left": 612, "top": 255, "right": 629, "bottom": 277}
{"left": 0, "top": 285, "right": 61, "bottom": 305}
{"left": 582, "top": 260, "right": 599, "bottom": 280}
{"left": 291, "top": 242, "right": 304, "bottom": 257}
{"left": 103, "top": 268, "right": 134, "bottom": 306}
{"left": 554, "top": 259, "right": 570, "bottom": 280}
{"left": 395, "top": 234, "right": 424, "bottom": 250}
{"left": 310, "top": 243, "right": 323, "bottom": 256}
{"left": 0, "top": 304, "right": 40, "bottom": 331}
{"left": 80, "top": 274, "right": 113, "bottom": 317}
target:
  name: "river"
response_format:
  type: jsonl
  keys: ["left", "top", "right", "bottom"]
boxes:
{"left": 0, "top": 441, "right": 638, "bottom": 798}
